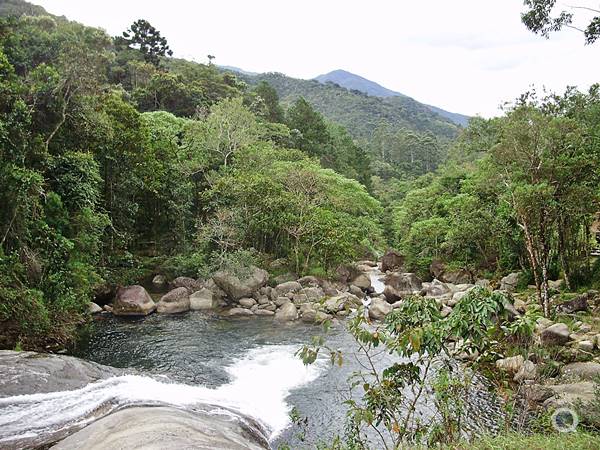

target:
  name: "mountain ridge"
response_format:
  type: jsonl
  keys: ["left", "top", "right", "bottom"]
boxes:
{"left": 315, "top": 69, "right": 470, "bottom": 127}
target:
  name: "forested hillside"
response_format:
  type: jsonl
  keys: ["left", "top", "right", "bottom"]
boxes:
{"left": 235, "top": 71, "right": 460, "bottom": 141}
{"left": 0, "top": 2, "right": 383, "bottom": 348}
{"left": 314, "top": 69, "right": 471, "bottom": 127}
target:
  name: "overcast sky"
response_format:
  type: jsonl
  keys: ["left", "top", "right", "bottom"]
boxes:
{"left": 30, "top": 0, "right": 600, "bottom": 117}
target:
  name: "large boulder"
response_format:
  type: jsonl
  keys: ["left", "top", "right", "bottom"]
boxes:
{"left": 369, "top": 298, "right": 392, "bottom": 320}
{"left": 239, "top": 298, "right": 257, "bottom": 308}
{"left": 170, "top": 276, "right": 203, "bottom": 293}
{"left": 301, "top": 286, "right": 324, "bottom": 301}
{"left": 189, "top": 288, "right": 217, "bottom": 310}
{"left": 381, "top": 250, "right": 404, "bottom": 273}
{"left": 0, "top": 351, "right": 123, "bottom": 397}
{"left": 556, "top": 293, "right": 589, "bottom": 314}
{"left": 424, "top": 279, "right": 451, "bottom": 297}
{"left": 275, "top": 281, "right": 302, "bottom": 297}
{"left": 383, "top": 272, "right": 422, "bottom": 302}
{"left": 442, "top": 269, "right": 473, "bottom": 285}
{"left": 274, "top": 302, "right": 298, "bottom": 321}
{"left": 157, "top": 287, "right": 190, "bottom": 314}
{"left": 499, "top": 272, "right": 520, "bottom": 292}
{"left": 561, "top": 362, "right": 600, "bottom": 381}
{"left": 212, "top": 267, "right": 269, "bottom": 301}
{"left": 540, "top": 323, "right": 571, "bottom": 346}
{"left": 351, "top": 273, "right": 371, "bottom": 290}
{"left": 112, "top": 285, "right": 156, "bottom": 316}
{"left": 53, "top": 406, "right": 269, "bottom": 450}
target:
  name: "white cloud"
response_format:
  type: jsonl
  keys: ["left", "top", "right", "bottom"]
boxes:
{"left": 30, "top": 0, "right": 600, "bottom": 117}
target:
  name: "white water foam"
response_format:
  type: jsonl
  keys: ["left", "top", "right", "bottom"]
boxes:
{"left": 0, "top": 344, "right": 325, "bottom": 445}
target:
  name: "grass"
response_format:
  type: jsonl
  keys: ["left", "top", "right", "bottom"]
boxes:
{"left": 442, "top": 431, "right": 600, "bottom": 450}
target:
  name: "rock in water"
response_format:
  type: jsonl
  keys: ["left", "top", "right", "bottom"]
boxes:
{"left": 52, "top": 406, "right": 269, "bottom": 450}
{"left": 212, "top": 267, "right": 269, "bottom": 301}
{"left": 274, "top": 302, "right": 298, "bottom": 321}
{"left": 369, "top": 298, "right": 392, "bottom": 320}
{"left": 157, "top": 287, "right": 190, "bottom": 314}
{"left": 351, "top": 273, "right": 371, "bottom": 290}
{"left": 189, "top": 288, "right": 217, "bottom": 310}
{"left": 112, "top": 285, "right": 156, "bottom": 316}
{"left": 0, "top": 350, "right": 123, "bottom": 397}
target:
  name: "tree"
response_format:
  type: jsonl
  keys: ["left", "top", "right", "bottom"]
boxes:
{"left": 491, "top": 104, "right": 590, "bottom": 316}
{"left": 251, "top": 80, "right": 284, "bottom": 123}
{"left": 522, "top": 0, "right": 600, "bottom": 44}
{"left": 121, "top": 19, "right": 173, "bottom": 66}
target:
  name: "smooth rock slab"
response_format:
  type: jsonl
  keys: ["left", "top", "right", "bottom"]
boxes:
{"left": 53, "top": 406, "right": 269, "bottom": 450}
{"left": 0, "top": 351, "right": 123, "bottom": 397}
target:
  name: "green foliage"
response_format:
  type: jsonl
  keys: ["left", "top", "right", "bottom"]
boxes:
{"left": 119, "top": 19, "right": 173, "bottom": 67}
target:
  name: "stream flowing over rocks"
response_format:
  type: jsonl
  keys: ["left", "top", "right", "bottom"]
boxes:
{"left": 0, "top": 265, "right": 524, "bottom": 448}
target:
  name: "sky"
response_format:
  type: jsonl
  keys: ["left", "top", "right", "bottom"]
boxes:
{"left": 30, "top": 0, "right": 600, "bottom": 117}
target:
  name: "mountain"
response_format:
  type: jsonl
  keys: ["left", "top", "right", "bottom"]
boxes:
{"left": 232, "top": 71, "right": 460, "bottom": 142}
{"left": 314, "top": 69, "right": 406, "bottom": 98}
{"left": 314, "top": 69, "right": 470, "bottom": 127}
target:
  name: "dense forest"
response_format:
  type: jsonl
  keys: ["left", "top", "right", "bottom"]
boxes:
{"left": 0, "top": 0, "right": 599, "bottom": 357}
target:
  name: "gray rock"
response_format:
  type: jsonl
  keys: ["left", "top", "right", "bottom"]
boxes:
{"left": 291, "top": 293, "right": 309, "bottom": 305}
{"left": 275, "top": 296, "right": 291, "bottom": 307}
{"left": 349, "top": 285, "right": 364, "bottom": 297}
{"left": 369, "top": 298, "right": 392, "bottom": 320}
{"left": 157, "top": 287, "right": 190, "bottom": 314}
{"left": 170, "top": 276, "right": 203, "bottom": 293}
{"left": 254, "top": 309, "right": 275, "bottom": 317}
{"left": 238, "top": 298, "right": 257, "bottom": 308}
{"left": 383, "top": 272, "right": 422, "bottom": 301}
{"left": 275, "top": 281, "right": 302, "bottom": 296}
{"left": 351, "top": 274, "right": 371, "bottom": 290}
{"left": 274, "top": 303, "right": 298, "bottom": 321}
{"left": 103, "top": 305, "right": 113, "bottom": 313}
{"left": 88, "top": 302, "right": 102, "bottom": 314}
{"left": 544, "top": 382, "right": 596, "bottom": 408}
{"left": 381, "top": 250, "right": 404, "bottom": 272}
{"left": 256, "top": 296, "right": 270, "bottom": 305}
{"left": 499, "top": 272, "right": 520, "bottom": 292}
{"left": 315, "top": 311, "right": 333, "bottom": 323}
{"left": 189, "top": 288, "right": 217, "bottom": 310}
{"left": 323, "top": 295, "right": 346, "bottom": 314}
{"left": 514, "top": 360, "right": 537, "bottom": 382}
{"left": 577, "top": 340, "right": 595, "bottom": 352}
{"left": 0, "top": 351, "right": 123, "bottom": 397}
{"left": 548, "top": 279, "right": 564, "bottom": 291}
{"left": 53, "top": 406, "right": 269, "bottom": 450}
{"left": 151, "top": 274, "right": 167, "bottom": 289}
{"left": 513, "top": 298, "right": 527, "bottom": 313}
{"left": 448, "top": 291, "right": 468, "bottom": 307}
{"left": 113, "top": 285, "right": 156, "bottom": 316}
{"left": 541, "top": 323, "right": 571, "bottom": 346}
{"left": 562, "top": 362, "right": 600, "bottom": 381}
{"left": 496, "top": 355, "right": 525, "bottom": 375}
{"left": 225, "top": 308, "right": 254, "bottom": 317}
{"left": 556, "top": 294, "right": 589, "bottom": 314}
{"left": 297, "top": 276, "right": 321, "bottom": 287}
{"left": 300, "top": 308, "right": 317, "bottom": 323}
{"left": 301, "top": 286, "right": 324, "bottom": 301}
{"left": 212, "top": 267, "right": 269, "bottom": 301}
